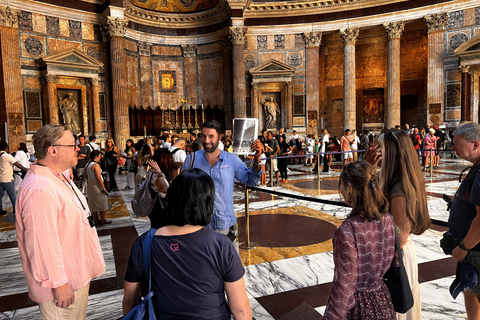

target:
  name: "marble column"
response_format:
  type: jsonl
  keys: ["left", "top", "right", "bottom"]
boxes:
{"left": 384, "top": 21, "right": 405, "bottom": 129}
{"left": 138, "top": 42, "right": 153, "bottom": 107}
{"left": 229, "top": 27, "right": 247, "bottom": 119}
{"left": 104, "top": 16, "right": 129, "bottom": 147}
{"left": 43, "top": 74, "right": 59, "bottom": 125}
{"left": 340, "top": 28, "right": 359, "bottom": 131}
{"left": 425, "top": 13, "right": 448, "bottom": 126}
{"left": 286, "top": 81, "right": 293, "bottom": 130}
{"left": 222, "top": 39, "right": 233, "bottom": 129}
{"left": 181, "top": 44, "right": 198, "bottom": 108}
{"left": 460, "top": 65, "right": 472, "bottom": 123}
{"left": 0, "top": 6, "right": 25, "bottom": 150}
{"left": 251, "top": 82, "right": 258, "bottom": 121}
{"left": 90, "top": 78, "right": 102, "bottom": 134}
{"left": 302, "top": 32, "right": 322, "bottom": 135}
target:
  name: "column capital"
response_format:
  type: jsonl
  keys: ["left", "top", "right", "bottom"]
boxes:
{"left": 460, "top": 65, "right": 471, "bottom": 73}
{"left": 0, "top": 6, "right": 19, "bottom": 28}
{"left": 104, "top": 17, "right": 128, "bottom": 37}
{"left": 137, "top": 41, "right": 152, "bottom": 56}
{"left": 424, "top": 13, "right": 448, "bottom": 33}
{"left": 252, "top": 82, "right": 259, "bottom": 89}
{"left": 302, "top": 32, "right": 322, "bottom": 48}
{"left": 43, "top": 74, "right": 56, "bottom": 83}
{"left": 181, "top": 44, "right": 197, "bottom": 58}
{"left": 383, "top": 21, "right": 405, "bottom": 40}
{"left": 339, "top": 28, "right": 359, "bottom": 45}
{"left": 229, "top": 27, "right": 247, "bottom": 45}
{"left": 89, "top": 77, "right": 99, "bottom": 86}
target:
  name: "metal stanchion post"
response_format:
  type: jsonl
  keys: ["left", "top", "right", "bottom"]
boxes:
{"left": 240, "top": 184, "right": 257, "bottom": 250}
{"left": 430, "top": 150, "right": 433, "bottom": 176}
{"left": 317, "top": 151, "right": 321, "bottom": 181}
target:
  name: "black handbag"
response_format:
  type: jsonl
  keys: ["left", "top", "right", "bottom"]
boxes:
{"left": 383, "top": 214, "right": 414, "bottom": 313}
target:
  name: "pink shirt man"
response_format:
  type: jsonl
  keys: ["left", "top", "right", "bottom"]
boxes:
{"left": 16, "top": 164, "right": 105, "bottom": 304}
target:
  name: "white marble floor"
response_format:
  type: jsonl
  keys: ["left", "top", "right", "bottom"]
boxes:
{"left": 0, "top": 157, "right": 470, "bottom": 319}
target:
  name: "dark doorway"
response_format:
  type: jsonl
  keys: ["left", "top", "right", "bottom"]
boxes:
{"left": 401, "top": 95, "right": 418, "bottom": 128}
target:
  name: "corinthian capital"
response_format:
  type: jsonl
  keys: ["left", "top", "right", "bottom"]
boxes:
{"left": 0, "top": 6, "right": 19, "bottom": 28}
{"left": 104, "top": 17, "right": 128, "bottom": 37}
{"left": 137, "top": 42, "right": 152, "bottom": 56}
{"left": 460, "top": 65, "right": 471, "bottom": 73}
{"left": 89, "top": 77, "right": 99, "bottom": 86}
{"left": 424, "top": 13, "right": 448, "bottom": 33}
{"left": 339, "top": 28, "right": 359, "bottom": 45}
{"left": 383, "top": 21, "right": 405, "bottom": 40}
{"left": 229, "top": 27, "right": 247, "bottom": 45}
{"left": 181, "top": 44, "right": 197, "bottom": 58}
{"left": 43, "top": 74, "right": 56, "bottom": 83}
{"left": 302, "top": 32, "right": 322, "bottom": 48}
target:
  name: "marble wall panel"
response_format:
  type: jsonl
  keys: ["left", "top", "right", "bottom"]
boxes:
{"left": 247, "top": 35, "right": 256, "bottom": 50}
{"left": 197, "top": 42, "right": 222, "bottom": 55}
{"left": 69, "top": 20, "right": 82, "bottom": 39}
{"left": 20, "top": 58, "right": 37, "bottom": 67}
{"left": 59, "top": 18, "right": 70, "bottom": 37}
{"left": 20, "top": 34, "right": 46, "bottom": 59}
{"left": 139, "top": 56, "right": 153, "bottom": 107}
{"left": 446, "top": 70, "right": 461, "bottom": 82}
{"left": 400, "top": 30, "right": 428, "bottom": 81}
{"left": 32, "top": 13, "right": 46, "bottom": 34}
{"left": 476, "top": 7, "right": 480, "bottom": 25}
{"left": 293, "top": 84, "right": 304, "bottom": 94}
{"left": 258, "top": 52, "right": 283, "bottom": 65}
{"left": 446, "top": 109, "right": 461, "bottom": 120}
{"left": 152, "top": 46, "right": 182, "bottom": 56}
{"left": 287, "top": 51, "right": 303, "bottom": 69}
{"left": 152, "top": 59, "right": 183, "bottom": 106}
{"left": 464, "top": 8, "right": 476, "bottom": 26}
{"left": 284, "top": 34, "right": 295, "bottom": 50}
{"left": 447, "top": 30, "right": 470, "bottom": 53}
{"left": 476, "top": 28, "right": 480, "bottom": 37}
{"left": 18, "top": 11, "right": 33, "bottom": 30}
{"left": 125, "top": 39, "right": 137, "bottom": 53}
{"left": 447, "top": 84, "right": 461, "bottom": 107}
{"left": 93, "top": 25, "right": 103, "bottom": 42}
{"left": 447, "top": 10, "right": 464, "bottom": 29}
{"left": 85, "top": 44, "right": 102, "bottom": 61}
{"left": 198, "top": 56, "right": 224, "bottom": 107}
{"left": 257, "top": 35, "right": 268, "bottom": 50}
{"left": 82, "top": 22, "right": 95, "bottom": 41}
{"left": 295, "top": 34, "right": 305, "bottom": 49}
{"left": 23, "top": 76, "right": 41, "bottom": 90}
{"left": 274, "top": 35, "right": 285, "bottom": 49}
{"left": 46, "top": 16, "right": 60, "bottom": 36}
{"left": 126, "top": 54, "right": 140, "bottom": 106}
{"left": 244, "top": 54, "right": 256, "bottom": 70}
{"left": 47, "top": 38, "right": 82, "bottom": 55}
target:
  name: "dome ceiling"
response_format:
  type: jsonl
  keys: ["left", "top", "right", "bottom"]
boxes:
{"left": 128, "top": 0, "right": 219, "bottom": 13}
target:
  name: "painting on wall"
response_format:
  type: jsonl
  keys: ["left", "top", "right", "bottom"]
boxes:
{"left": 363, "top": 88, "right": 384, "bottom": 124}
{"left": 159, "top": 71, "right": 177, "bottom": 92}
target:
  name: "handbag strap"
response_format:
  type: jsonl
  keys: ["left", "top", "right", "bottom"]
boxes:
{"left": 143, "top": 228, "right": 157, "bottom": 319}
{"left": 386, "top": 213, "right": 405, "bottom": 269}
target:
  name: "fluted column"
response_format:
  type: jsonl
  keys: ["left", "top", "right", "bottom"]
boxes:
{"left": 286, "top": 81, "right": 293, "bottom": 130}
{"left": 384, "top": 21, "right": 404, "bottom": 129}
{"left": 425, "top": 13, "right": 448, "bottom": 126}
{"left": 303, "top": 32, "right": 322, "bottom": 135}
{"left": 460, "top": 65, "right": 472, "bottom": 123}
{"left": 251, "top": 82, "right": 258, "bottom": 120}
{"left": 90, "top": 78, "right": 101, "bottom": 134}
{"left": 0, "top": 6, "right": 24, "bottom": 150}
{"left": 229, "top": 27, "right": 247, "bottom": 119}
{"left": 340, "top": 28, "right": 359, "bottom": 131}
{"left": 222, "top": 39, "right": 233, "bottom": 129}
{"left": 181, "top": 44, "right": 198, "bottom": 106}
{"left": 104, "top": 16, "right": 129, "bottom": 147}
{"left": 43, "top": 74, "right": 59, "bottom": 125}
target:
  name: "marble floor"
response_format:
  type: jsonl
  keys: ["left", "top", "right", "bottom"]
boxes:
{"left": 0, "top": 154, "right": 471, "bottom": 319}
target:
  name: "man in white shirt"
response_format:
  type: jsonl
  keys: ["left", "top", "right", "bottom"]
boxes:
{"left": 170, "top": 138, "right": 187, "bottom": 164}
{"left": 0, "top": 142, "right": 28, "bottom": 216}
{"left": 87, "top": 135, "right": 101, "bottom": 152}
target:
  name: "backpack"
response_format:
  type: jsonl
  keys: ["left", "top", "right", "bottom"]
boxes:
{"left": 131, "top": 171, "right": 158, "bottom": 217}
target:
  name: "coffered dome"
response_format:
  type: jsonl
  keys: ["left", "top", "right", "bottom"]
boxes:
{"left": 128, "top": 0, "right": 219, "bottom": 13}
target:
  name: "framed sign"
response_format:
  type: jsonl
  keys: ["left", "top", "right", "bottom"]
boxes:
{"left": 429, "top": 103, "right": 441, "bottom": 114}
{"left": 159, "top": 71, "right": 177, "bottom": 92}
{"left": 293, "top": 116, "right": 305, "bottom": 127}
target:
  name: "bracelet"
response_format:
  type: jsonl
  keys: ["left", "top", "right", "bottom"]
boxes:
{"left": 459, "top": 241, "right": 470, "bottom": 252}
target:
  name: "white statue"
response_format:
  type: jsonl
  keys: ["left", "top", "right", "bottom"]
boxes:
{"left": 263, "top": 97, "right": 280, "bottom": 129}
{"left": 58, "top": 93, "right": 81, "bottom": 134}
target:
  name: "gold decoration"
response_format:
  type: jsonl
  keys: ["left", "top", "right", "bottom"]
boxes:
{"left": 308, "top": 119, "right": 317, "bottom": 128}
{"left": 9, "top": 113, "right": 23, "bottom": 126}
{"left": 11, "top": 125, "right": 22, "bottom": 136}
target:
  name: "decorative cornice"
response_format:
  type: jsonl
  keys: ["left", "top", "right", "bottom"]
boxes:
{"left": 229, "top": 27, "right": 247, "bottom": 45}
{"left": 104, "top": 17, "right": 128, "bottom": 37}
{"left": 124, "top": 0, "right": 230, "bottom": 29}
{"left": 383, "top": 21, "right": 405, "bottom": 40}
{"left": 181, "top": 44, "right": 197, "bottom": 58}
{"left": 89, "top": 78, "right": 99, "bottom": 86}
{"left": 424, "top": 13, "right": 448, "bottom": 33}
{"left": 0, "top": 6, "right": 19, "bottom": 28}
{"left": 460, "top": 65, "right": 471, "bottom": 73}
{"left": 302, "top": 32, "right": 322, "bottom": 48}
{"left": 137, "top": 41, "right": 152, "bottom": 56}
{"left": 43, "top": 74, "right": 56, "bottom": 83}
{"left": 339, "top": 28, "right": 359, "bottom": 45}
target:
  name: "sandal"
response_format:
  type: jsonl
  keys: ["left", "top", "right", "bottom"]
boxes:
{"left": 97, "top": 220, "right": 113, "bottom": 225}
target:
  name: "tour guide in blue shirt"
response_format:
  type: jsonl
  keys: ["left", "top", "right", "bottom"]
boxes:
{"left": 182, "top": 120, "right": 264, "bottom": 251}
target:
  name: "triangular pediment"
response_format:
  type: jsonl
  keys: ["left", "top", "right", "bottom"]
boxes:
{"left": 36, "top": 48, "right": 103, "bottom": 69}
{"left": 250, "top": 59, "right": 296, "bottom": 75}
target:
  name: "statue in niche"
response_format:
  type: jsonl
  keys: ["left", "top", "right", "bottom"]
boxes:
{"left": 263, "top": 97, "right": 280, "bottom": 129}
{"left": 58, "top": 93, "right": 81, "bottom": 134}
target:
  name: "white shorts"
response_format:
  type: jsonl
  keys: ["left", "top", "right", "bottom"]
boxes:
{"left": 343, "top": 152, "right": 353, "bottom": 160}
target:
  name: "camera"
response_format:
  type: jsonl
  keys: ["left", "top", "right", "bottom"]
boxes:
{"left": 88, "top": 215, "right": 96, "bottom": 228}
{"left": 440, "top": 231, "right": 459, "bottom": 255}
{"left": 443, "top": 194, "right": 453, "bottom": 211}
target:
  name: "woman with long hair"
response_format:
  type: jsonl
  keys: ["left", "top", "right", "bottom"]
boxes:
{"left": 324, "top": 161, "right": 396, "bottom": 319}
{"left": 123, "top": 139, "right": 136, "bottom": 190}
{"left": 367, "top": 129, "right": 430, "bottom": 320}
{"left": 85, "top": 150, "right": 110, "bottom": 225}
{"left": 105, "top": 138, "right": 120, "bottom": 191}
{"left": 122, "top": 169, "right": 251, "bottom": 319}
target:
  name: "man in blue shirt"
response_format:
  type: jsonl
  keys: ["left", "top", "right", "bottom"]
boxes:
{"left": 182, "top": 120, "right": 263, "bottom": 251}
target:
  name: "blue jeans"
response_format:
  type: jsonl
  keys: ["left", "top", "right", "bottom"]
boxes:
{"left": 0, "top": 180, "right": 16, "bottom": 212}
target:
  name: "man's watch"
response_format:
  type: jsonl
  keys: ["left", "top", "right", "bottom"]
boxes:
{"left": 459, "top": 241, "right": 470, "bottom": 252}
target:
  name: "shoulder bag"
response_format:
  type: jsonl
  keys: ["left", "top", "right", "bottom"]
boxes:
{"left": 118, "top": 228, "right": 157, "bottom": 320}
{"left": 383, "top": 213, "right": 414, "bottom": 313}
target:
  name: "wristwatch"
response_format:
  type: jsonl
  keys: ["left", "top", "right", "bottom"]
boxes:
{"left": 459, "top": 241, "right": 470, "bottom": 252}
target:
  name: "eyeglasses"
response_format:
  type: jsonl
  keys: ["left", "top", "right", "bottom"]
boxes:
{"left": 53, "top": 144, "right": 77, "bottom": 150}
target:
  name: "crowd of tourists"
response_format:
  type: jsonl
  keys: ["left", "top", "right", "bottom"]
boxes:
{"left": 5, "top": 119, "right": 480, "bottom": 320}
